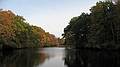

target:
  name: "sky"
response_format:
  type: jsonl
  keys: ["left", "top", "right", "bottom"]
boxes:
{"left": 0, "top": 0, "right": 103, "bottom": 37}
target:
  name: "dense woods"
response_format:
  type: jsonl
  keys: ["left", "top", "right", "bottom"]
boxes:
{"left": 63, "top": 1, "right": 120, "bottom": 49}
{"left": 0, "top": 9, "right": 61, "bottom": 49}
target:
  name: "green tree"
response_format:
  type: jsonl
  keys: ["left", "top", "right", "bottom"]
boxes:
{"left": 64, "top": 1, "right": 120, "bottom": 49}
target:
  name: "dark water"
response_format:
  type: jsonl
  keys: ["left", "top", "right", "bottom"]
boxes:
{"left": 0, "top": 48, "right": 120, "bottom": 67}
{"left": 0, "top": 47, "right": 67, "bottom": 67}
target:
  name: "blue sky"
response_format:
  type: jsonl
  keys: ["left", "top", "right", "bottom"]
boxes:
{"left": 0, "top": 0, "right": 103, "bottom": 37}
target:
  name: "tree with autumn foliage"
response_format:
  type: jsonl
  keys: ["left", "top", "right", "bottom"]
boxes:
{"left": 0, "top": 9, "right": 59, "bottom": 49}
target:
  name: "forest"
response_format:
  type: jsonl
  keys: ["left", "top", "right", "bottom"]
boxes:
{"left": 0, "top": 9, "right": 62, "bottom": 49}
{"left": 63, "top": 1, "right": 120, "bottom": 49}
{"left": 1, "top": 1, "right": 120, "bottom": 50}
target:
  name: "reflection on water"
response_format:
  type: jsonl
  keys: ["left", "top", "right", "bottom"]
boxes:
{"left": 0, "top": 47, "right": 66, "bottom": 67}
{"left": 0, "top": 48, "right": 120, "bottom": 67}
{"left": 0, "top": 49, "right": 41, "bottom": 67}
{"left": 36, "top": 47, "right": 66, "bottom": 67}
{"left": 65, "top": 49, "right": 120, "bottom": 67}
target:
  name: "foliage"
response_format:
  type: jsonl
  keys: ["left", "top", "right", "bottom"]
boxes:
{"left": 0, "top": 9, "right": 59, "bottom": 49}
{"left": 63, "top": 1, "right": 120, "bottom": 49}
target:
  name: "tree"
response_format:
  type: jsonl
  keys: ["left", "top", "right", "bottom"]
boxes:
{"left": 63, "top": 1, "right": 120, "bottom": 49}
{"left": 0, "top": 10, "right": 59, "bottom": 49}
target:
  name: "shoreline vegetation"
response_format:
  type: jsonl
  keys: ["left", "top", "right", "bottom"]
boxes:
{"left": 0, "top": 9, "right": 64, "bottom": 50}
{"left": 63, "top": 1, "right": 120, "bottom": 50}
{"left": 1, "top": 1, "right": 120, "bottom": 50}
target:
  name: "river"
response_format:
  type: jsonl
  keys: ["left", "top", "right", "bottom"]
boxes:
{"left": 0, "top": 47, "right": 67, "bottom": 67}
{"left": 0, "top": 47, "right": 120, "bottom": 67}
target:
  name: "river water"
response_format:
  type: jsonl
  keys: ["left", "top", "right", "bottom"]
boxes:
{"left": 0, "top": 47, "right": 67, "bottom": 67}
{"left": 0, "top": 47, "right": 120, "bottom": 67}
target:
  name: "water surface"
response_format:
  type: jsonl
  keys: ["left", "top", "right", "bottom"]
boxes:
{"left": 0, "top": 47, "right": 67, "bottom": 67}
{"left": 0, "top": 48, "right": 120, "bottom": 67}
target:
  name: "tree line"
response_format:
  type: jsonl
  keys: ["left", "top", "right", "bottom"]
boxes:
{"left": 0, "top": 9, "right": 61, "bottom": 49}
{"left": 63, "top": 1, "right": 120, "bottom": 49}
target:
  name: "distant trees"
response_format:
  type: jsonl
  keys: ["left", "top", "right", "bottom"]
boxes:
{"left": 0, "top": 10, "right": 60, "bottom": 49}
{"left": 63, "top": 1, "right": 120, "bottom": 49}
{"left": 32, "top": 26, "right": 59, "bottom": 47}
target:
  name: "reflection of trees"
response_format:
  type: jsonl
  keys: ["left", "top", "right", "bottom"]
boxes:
{"left": 39, "top": 53, "right": 48, "bottom": 64}
{"left": 0, "top": 49, "right": 47, "bottom": 67}
{"left": 64, "top": 49, "right": 120, "bottom": 67}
